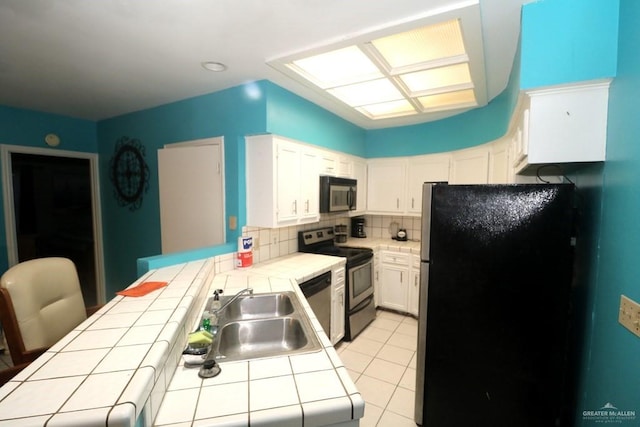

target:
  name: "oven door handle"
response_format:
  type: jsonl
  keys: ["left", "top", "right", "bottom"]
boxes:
{"left": 350, "top": 294, "right": 374, "bottom": 314}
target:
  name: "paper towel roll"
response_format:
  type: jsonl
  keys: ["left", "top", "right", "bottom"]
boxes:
{"left": 236, "top": 236, "right": 253, "bottom": 268}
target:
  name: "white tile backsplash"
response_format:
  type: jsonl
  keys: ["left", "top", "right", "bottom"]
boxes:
{"left": 363, "top": 214, "right": 421, "bottom": 241}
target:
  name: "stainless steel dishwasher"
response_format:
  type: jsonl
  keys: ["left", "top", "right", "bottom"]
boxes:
{"left": 299, "top": 271, "right": 332, "bottom": 338}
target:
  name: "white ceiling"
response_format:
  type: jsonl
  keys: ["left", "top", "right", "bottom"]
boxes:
{"left": 0, "top": 0, "right": 528, "bottom": 129}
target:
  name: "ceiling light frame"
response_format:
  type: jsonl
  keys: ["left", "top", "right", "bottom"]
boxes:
{"left": 267, "top": 2, "right": 487, "bottom": 128}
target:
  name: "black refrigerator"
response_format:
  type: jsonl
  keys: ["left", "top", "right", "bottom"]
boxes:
{"left": 415, "top": 183, "right": 576, "bottom": 427}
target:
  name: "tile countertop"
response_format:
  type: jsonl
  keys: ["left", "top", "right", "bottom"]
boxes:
{"left": 338, "top": 237, "right": 422, "bottom": 255}
{"left": 0, "top": 253, "right": 361, "bottom": 427}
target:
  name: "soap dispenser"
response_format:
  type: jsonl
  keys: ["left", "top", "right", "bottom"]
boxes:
{"left": 208, "top": 289, "right": 224, "bottom": 331}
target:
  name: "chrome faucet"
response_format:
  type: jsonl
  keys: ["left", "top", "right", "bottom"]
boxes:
{"left": 213, "top": 287, "right": 253, "bottom": 315}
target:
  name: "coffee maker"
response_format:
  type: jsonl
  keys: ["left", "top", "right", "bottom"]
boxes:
{"left": 351, "top": 216, "right": 366, "bottom": 238}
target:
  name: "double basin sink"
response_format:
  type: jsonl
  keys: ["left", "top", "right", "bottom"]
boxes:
{"left": 202, "top": 291, "right": 322, "bottom": 362}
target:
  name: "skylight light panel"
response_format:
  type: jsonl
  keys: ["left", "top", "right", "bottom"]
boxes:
{"left": 288, "top": 46, "right": 382, "bottom": 88}
{"left": 371, "top": 19, "right": 466, "bottom": 69}
{"left": 327, "top": 78, "right": 404, "bottom": 107}
{"left": 400, "top": 63, "right": 473, "bottom": 95}
{"left": 357, "top": 99, "right": 417, "bottom": 119}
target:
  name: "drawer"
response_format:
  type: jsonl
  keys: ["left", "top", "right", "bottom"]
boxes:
{"left": 412, "top": 255, "right": 420, "bottom": 269}
{"left": 381, "top": 251, "right": 409, "bottom": 265}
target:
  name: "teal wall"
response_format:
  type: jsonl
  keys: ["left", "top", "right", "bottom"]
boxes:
{"left": 572, "top": 0, "right": 640, "bottom": 423}
{"left": 264, "top": 81, "right": 366, "bottom": 157}
{"left": 521, "top": 0, "right": 618, "bottom": 89}
{"left": 97, "top": 84, "right": 267, "bottom": 296}
{"left": 364, "top": 88, "right": 513, "bottom": 158}
{"left": 100, "top": 80, "right": 371, "bottom": 294}
{"left": 0, "top": 106, "right": 97, "bottom": 273}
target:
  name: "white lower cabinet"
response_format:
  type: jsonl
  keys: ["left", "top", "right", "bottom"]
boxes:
{"left": 378, "top": 251, "right": 420, "bottom": 316}
{"left": 331, "top": 267, "right": 346, "bottom": 344}
{"left": 379, "top": 251, "right": 410, "bottom": 312}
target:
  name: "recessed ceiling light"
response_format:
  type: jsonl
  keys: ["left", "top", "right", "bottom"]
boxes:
{"left": 201, "top": 61, "right": 227, "bottom": 72}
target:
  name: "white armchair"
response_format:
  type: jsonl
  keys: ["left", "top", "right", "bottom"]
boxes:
{"left": 0, "top": 257, "right": 99, "bottom": 367}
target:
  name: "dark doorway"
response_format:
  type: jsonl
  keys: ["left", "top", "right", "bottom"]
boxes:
{"left": 11, "top": 153, "right": 97, "bottom": 306}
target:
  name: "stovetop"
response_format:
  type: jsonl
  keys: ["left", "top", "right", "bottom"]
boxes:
{"left": 298, "top": 227, "right": 373, "bottom": 266}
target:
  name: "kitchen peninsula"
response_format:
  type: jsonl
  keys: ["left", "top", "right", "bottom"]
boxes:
{"left": 0, "top": 253, "right": 362, "bottom": 427}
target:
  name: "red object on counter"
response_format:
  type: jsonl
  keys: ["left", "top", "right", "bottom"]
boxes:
{"left": 116, "top": 281, "right": 168, "bottom": 297}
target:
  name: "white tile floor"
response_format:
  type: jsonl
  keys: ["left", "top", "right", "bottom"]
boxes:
{"left": 335, "top": 310, "right": 418, "bottom": 427}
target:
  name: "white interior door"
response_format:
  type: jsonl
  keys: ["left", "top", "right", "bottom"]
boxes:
{"left": 158, "top": 138, "right": 225, "bottom": 254}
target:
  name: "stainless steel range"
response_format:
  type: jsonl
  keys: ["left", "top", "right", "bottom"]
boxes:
{"left": 298, "top": 227, "right": 375, "bottom": 341}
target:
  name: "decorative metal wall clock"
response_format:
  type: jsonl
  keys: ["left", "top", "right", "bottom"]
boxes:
{"left": 109, "top": 136, "right": 150, "bottom": 211}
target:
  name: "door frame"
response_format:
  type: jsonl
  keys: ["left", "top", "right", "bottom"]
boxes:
{"left": 0, "top": 144, "right": 106, "bottom": 304}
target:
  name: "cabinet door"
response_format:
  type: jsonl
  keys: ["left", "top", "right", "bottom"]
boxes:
{"left": 407, "top": 154, "right": 450, "bottom": 214}
{"left": 299, "top": 149, "right": 319, "bottom": 221}
{"left": 319, "top": 151, "right": 337, "bottom": 176}
{"left": 489, "top": 138, "right": 511, "bottom": 184}
{"left": 367, "top": 159, "right": 406, "bottom": 213}
{"left": 337, "top": 157, "right": 352, "bottom": 178}
{"left": 331, "top": 286, "right": 345, "bottom": 344}
{"left": 527, "top": 81, "right": 608, "bottom": 164}
{"left": 276, "top": 142, "right": 301, "bottom": 223}
{"left": 352, "top": 159, "right": 367, "bottom": 214}
{"left": 380, "top": 264, "right": 409, "bottom": 312}
{"left": 449, "top": 146, "right": 490, "bottom": 184}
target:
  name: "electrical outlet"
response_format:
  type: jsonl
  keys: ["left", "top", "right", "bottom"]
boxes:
{"left": 619, "top": 295, "right": 640, "bottom": 338}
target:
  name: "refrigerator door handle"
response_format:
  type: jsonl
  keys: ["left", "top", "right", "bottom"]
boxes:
{"left": 421, "top": 184, "right": 433, "bottom": 261}
{"left": 415, "top": 261, "right": 429, "bottom": 425}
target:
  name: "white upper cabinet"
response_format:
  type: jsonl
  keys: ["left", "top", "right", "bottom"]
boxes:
{"left": 489, "top": 137, "right": 513, "bottom": 184}
{"left": 246, "top": 134, "right": 319, "bottom": 228}
{"left": 319, "top": 151, "right": 337, "bottom": 176}
{"left": 318, "top": 149, "right": 354, "bottom": 178}
{"left": 449, "top": 145, "right": 490, "bottom": 184}
{"left": 513, "top": 79, "right": 610, "bottom": 172}
{"left": 367, "top": 158, "right": 407, "bottom": 214}
{"left": 407, "top": 154, "right": 450, "bottom": 214}
{"left": 337, "top": 156, "right": 353, "bottom": 178}
{"left": 352, "top": 158, "right": 367, "bottom": 214}
{"left": 276, "top": 141, "right": 302, "bottom": 223}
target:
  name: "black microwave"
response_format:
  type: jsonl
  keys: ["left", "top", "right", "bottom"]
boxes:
{"left": 319, "top": 176, "right": 357, "bottom": 213}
